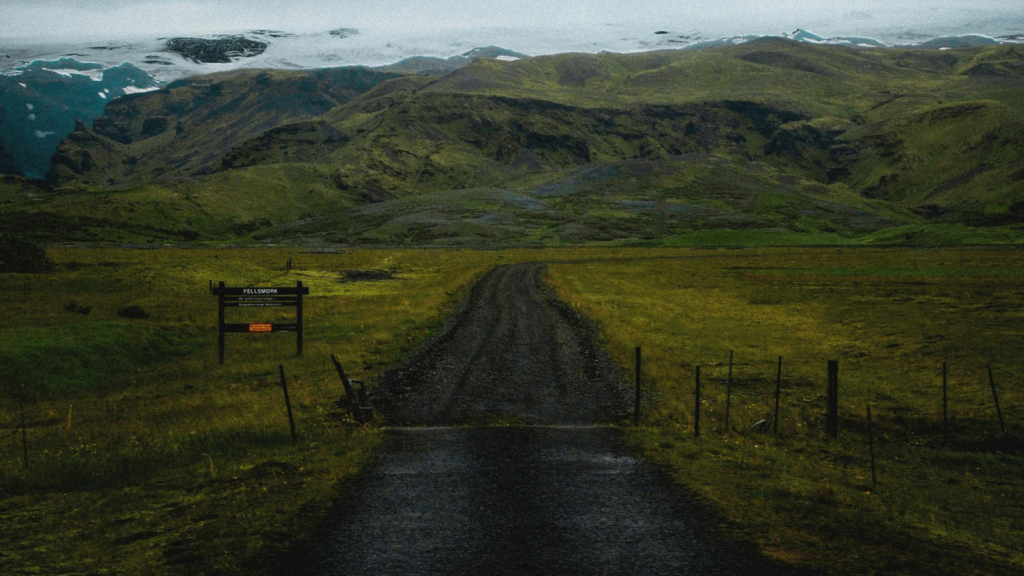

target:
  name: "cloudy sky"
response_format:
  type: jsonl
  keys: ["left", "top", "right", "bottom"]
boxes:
{"left": 1, "top": 0, "right": 1022, "bottom": 41}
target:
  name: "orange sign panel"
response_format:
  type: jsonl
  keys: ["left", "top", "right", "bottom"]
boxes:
{"left": 249, "top": 323, "right": 273, "bottom": 332}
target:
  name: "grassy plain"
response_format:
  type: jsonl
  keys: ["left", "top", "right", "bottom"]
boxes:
{"left": 0, "top": 246, "right": 520, "bottom": 575}
{"left": 5, "top": 245, "right": 1024, "bottom": 575}
{"left": 1, "top": 244, "right": 697, "bottom": 574}
{"left": 546, "top": 247, "right": 1024, "bottom": 575}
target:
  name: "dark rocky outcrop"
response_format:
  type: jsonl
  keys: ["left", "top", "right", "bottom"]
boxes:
{"left": 220, "top": 121, "right": 350, "bottom": 170}
{"left": 0, "top": 233, "right": 55, "bottom": 273}
{"left": 960, "top": 61, "right": 1024, "bottom": 78}
{"left": 52, "top": 66, "right": 402, "bottom": 185}
{"left": 165, "top": 36, "right": 268, "bottom": 64}
{"left": 47, "top": 120, "right": 130, "bottom": 185}
{"left": 0, "top": 59, "right": 159, "bottom": 179}
{"left": 0, "top": 132, "right": 19, "bottom": 176}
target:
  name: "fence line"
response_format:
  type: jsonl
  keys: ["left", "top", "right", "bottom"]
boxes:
{"left": 647, "top": 350, "right": 1019, "bottom": 446}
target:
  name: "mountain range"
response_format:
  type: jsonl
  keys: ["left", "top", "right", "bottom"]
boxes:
{"left": 2, "top": 38, "right": 1024, "bottom": 246}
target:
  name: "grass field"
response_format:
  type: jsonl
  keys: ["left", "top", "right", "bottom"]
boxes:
{"left": 0, "top": 246, "right": 520, "bottom": 575}
{"left": 546, "top": 247, "right": 1024, "bottom": 575}
{"left": 0, "top": 245, "right": 695, "bottom": 574}
{"left": 4, "top": 245, "right": 1024, "bottom": 574}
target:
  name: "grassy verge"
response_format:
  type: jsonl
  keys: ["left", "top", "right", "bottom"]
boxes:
{"left": 546, "top": 246, "right": 1024, "bottom": 575}
{"left": 0, "top": 245, "right": 704, "bottom": 574}
{"left": 0, "top": 246, "right": 512, "bottom": 575}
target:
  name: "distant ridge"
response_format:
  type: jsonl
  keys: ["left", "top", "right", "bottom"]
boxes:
{"left": 378, "top": 46, "right": 529, "bottom": 74}
{"left": 2, "top": 39, "right": 1022, "bottom": 247}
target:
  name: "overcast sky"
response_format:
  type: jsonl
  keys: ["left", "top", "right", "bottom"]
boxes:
{"left": 1, "top": 0, "right": 1021, "bottom": 40}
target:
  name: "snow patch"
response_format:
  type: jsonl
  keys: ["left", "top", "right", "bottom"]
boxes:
{"left": 27, "top": 114, "right": 35, "bottom": 120}
{"left": 26, "top": 103, "right": 34, "bottom": 110}
{"left": 122, "top": 85, "right": 160, "bottom": 95}
{"left": 34, "top": 130, "right": 56, "bottom": 138}
{"left": 18, "top": 82, "right": 27, "bottom": 88}
{"left": 41, "top": 68, "right": 77, "bottom": 78}
{"left": 41, "top": 67, "right": 105, "bottom": 81}
{"left": 98, "top": 91, "right": 107, "bottom": 99}
{"left": 495, "top": 55, "right": 519, "bottom": 61}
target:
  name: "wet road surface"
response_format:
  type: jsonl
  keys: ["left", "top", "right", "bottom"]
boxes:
{"left": 301, "top": 426, "right": 803, "bottom": 575}
{"left": 298, "top": 263, "right": 808, "bottom": 575}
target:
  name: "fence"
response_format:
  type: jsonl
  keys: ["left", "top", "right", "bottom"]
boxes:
{"left": 634, "top": 348, "right": 1020, "bottom": 448}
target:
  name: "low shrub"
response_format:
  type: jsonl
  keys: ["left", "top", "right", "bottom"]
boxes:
{"left": 0, "top": 233, "right": 55, "bottom": 273}
{"left": 62, "top": 301, "right": 92, "bottom": 315}
{"left": 117, "top": 305, "right": 150, "bottom": 319}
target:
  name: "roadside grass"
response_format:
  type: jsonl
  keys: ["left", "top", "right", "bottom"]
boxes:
{"left": 861, "top": 224, "right": 1024, "bottom": 246}
{"left": 0, "top": 246, "right": 515, "bottom": 575}
{"left": 6, "top": 244, "right": 1024, "bottom": 574}
{"left": 546, "top": 247, "right": 1024, "bottom": 575}
{"left": 0, "top": 245, "right": 695, "bottom": 574}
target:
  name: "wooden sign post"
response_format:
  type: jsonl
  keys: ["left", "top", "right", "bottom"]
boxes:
{"left": 213, "top": 281, "right": 309, "bottom": 364}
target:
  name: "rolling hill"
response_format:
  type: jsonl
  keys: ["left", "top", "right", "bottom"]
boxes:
{"left": 4, "top": 39, "right": 1024, "bottom": 246}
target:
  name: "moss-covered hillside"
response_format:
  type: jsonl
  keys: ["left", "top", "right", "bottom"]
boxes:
{"left": 4, "top": 39, "right": 1024, "bottom": 246}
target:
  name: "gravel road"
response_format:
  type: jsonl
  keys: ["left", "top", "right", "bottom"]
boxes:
{"left": 372, "top": 262, "right": 630, "bottom": 426}
{"left": 297, "top": 263, "right": 808, "bottom": 575}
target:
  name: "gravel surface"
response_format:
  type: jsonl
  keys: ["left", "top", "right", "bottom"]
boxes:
{"left": 373, "top": 263, "right": 630, "bottom": 426}
{"left": 296, "top": 263, "right": 809, "bottom": 575}
{"left": 300, "top": 427, "right": 805, "bottom": 576}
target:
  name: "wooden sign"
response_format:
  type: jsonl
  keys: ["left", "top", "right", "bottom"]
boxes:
{"left": 212, "top": 281, "right": 309, "bottom": 364}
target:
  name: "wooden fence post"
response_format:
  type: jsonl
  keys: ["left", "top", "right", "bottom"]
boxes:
{"left": 942, "top": 362, "right": 948, "bottom": 444}
{"left": 217, "top": 281, "right": 225, "bottom": 364}
{"left": 987, "top": 364, "right": 1008, "bottom": 441}
{"left": 331, "top": 354, "right": 363, "bottom": 424}
{"left": 867, "top": 404, "right": 877, "bottom": 492}
{"left": 18, "top": 383, "right": 28, "bottom": 470}
{"left": 773, "top": 356, "right": 782, "bottom": 435}
{"left": 827, "top": 360, "right": 839, "bottom": 439}
{"left": 634, "top": 346, "right": 641, "bottom": 426}
{"left": 279, "top": 365, "right": 298, "bottom": 444}
{"left": 296, "top": 281, "right": 304, "bottom": 357}
{"left": 725, "top": 350, "right": 733, "bottom": 433}
{"left": 694, "top": 366, "right": 701, "bottom": 438}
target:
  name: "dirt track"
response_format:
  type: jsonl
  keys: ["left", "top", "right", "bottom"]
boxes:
{"left": 372, "top": 262, "right": 630, "bottom": 426}
{"left": 297, "top": 263, "right": 807, "bottom": 575}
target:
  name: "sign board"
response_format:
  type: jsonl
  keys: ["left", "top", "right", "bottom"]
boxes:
{"left": 213, "top": 281, "right": 309, "bottom": 364}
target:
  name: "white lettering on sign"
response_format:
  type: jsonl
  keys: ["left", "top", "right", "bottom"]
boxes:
{"left": 243, "top": 288, "right": 279, "bottom": 295}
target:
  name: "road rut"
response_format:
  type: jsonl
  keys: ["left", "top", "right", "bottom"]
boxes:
{"left": 373, "top": 262, "right": 629, "bottom": 426}
{"left": 298, "top": 263, "right": 807, "bottom": 575}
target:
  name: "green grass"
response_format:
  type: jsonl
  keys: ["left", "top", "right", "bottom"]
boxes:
{"left": 0, "top": 322, "right": 204, "bottom": 395}
{"left": 862, "top": 224, "right": 1024, "bottom": 245}
{"left": 0, "top": 244, "right": 704, "bottom": 574}
{"left": 746, "top": 266, "right": 1024, "bottom": 277}
{"left": 5, "top": 245, "right": 1024, "bottom": 573}
{"left": 546, "top": 246, "right": 1024, "bottom": 575}
{"left": 0, "top": 246, "right": 513, "bottom": 574}
{"left": 659, "top": 229, "right": 857, "bottom": 246}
